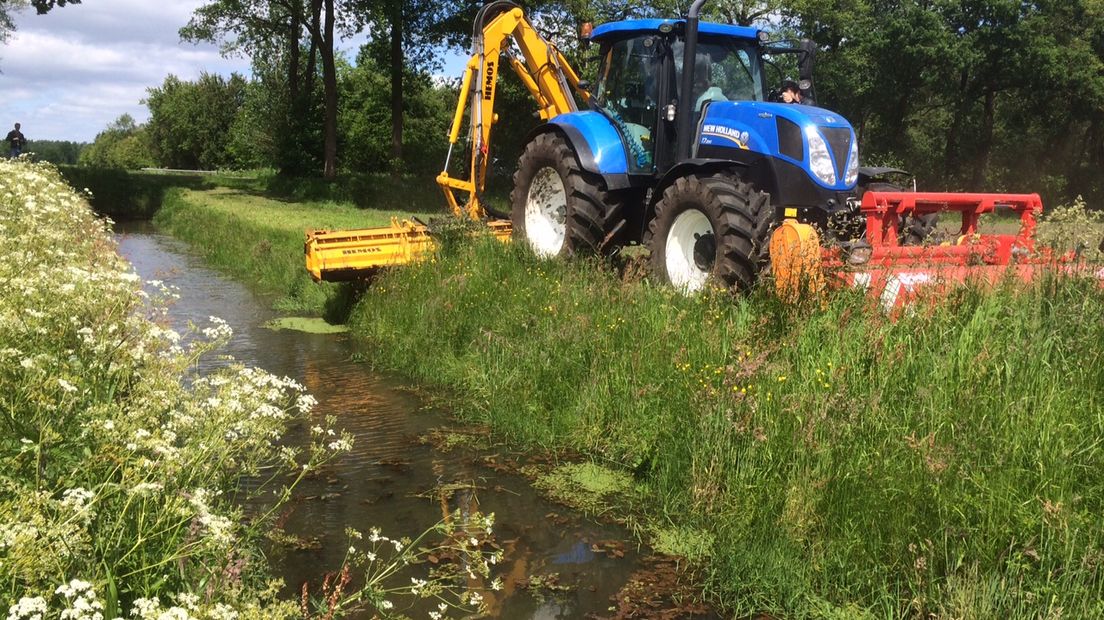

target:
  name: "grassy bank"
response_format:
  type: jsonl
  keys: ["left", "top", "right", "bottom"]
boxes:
{"left": 141, "top": 174, "right": 1104, "bottom": 615}
{"left": 347, "top": 237, "right": 1104, "bottom": 618}
{"left": 57, "top": 166, "right": 219, "bottom": 219}
{"left": 0, "top": 160, "right": 349, "bottom": 617}
{"left": 62, "top": 165, "right": 455, "bottom": 221}
{"left": 153, "top": 186, "right": 446, "bottom": 317}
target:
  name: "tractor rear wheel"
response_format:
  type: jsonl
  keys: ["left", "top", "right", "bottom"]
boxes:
{"left": 510, "top": 133, "right": 625, "bottom": 258}
{"left": 647, "top": 173, "right": 773, "bottom": 293}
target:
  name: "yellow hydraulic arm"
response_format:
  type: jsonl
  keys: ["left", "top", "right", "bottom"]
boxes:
{"left": 304, "top": 0, "right": 587, "bottom": 281}
{"left": 437, "top": 1, "right": 588, "bottom": 220}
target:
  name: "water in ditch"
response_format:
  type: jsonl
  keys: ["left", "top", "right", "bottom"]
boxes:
{"left": 113, "top": 220, "right": 702, "bottom": 619}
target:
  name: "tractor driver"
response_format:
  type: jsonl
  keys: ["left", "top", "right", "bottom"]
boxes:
{"left": 781, "top": 79, "right": 803, "bottom": 104}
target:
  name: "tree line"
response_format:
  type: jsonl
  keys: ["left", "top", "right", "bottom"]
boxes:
{"left": 14, "top": 0, "right": 1104, "bottom": 206}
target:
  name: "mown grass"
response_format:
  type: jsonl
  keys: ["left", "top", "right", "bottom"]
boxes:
{"left": 153, "top": 187, "right": 447, "bottom": 316}
{"left": 347, "top": 237, "right": 1104, "bottom": 618}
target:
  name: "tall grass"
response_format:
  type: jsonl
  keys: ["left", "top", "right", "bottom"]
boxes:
{"left": 349, "top": 237, "right": 1104, "bottom": 617}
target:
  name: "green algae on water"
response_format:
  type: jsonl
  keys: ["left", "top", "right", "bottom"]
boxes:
{"left": 533, "top": 462, "right": 635, "bottom": 513}
{"left": 265, "top": 317, "right": 349, "bottom": 334}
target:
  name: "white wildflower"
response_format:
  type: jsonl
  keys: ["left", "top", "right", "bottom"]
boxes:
{"left": 60, "top": 488, "right": 94, "bottom": 512}
{"left": 7, "top": 596, "right": 47, "bottom": 620}
{"left": 206, "top": 605, "right": 237, "bottom": 620}
{"left": 295, "top": 394, "right": 317, "bottom": 414}
{"left": 173, "top": 593, "right": 198, "bottom": 611}
{"left": 128, "top": 482, "right": 164, "bottom": 497}
{"left": 327, "top": 439, "right": 352, "bottom": 452}
{"left": 130, "top": 598, "right": 160, "bottom": 619}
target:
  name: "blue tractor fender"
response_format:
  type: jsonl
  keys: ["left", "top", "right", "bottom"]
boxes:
{"left": 646, "top": 158, "right": 748, "bottom": 213}
{"left": 526, "top": 111, "right": 633, "bottom": 191}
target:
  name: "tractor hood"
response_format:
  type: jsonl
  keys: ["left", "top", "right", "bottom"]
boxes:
{"left": 697, "top": 101, "right": 859, "bottom": 191}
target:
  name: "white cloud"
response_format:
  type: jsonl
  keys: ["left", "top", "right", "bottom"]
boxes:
{"left": 0, "top": 0, "right": 460, "bottom": 143}
{"left": 1, "top": 0, "right": 250, "bottom": 142}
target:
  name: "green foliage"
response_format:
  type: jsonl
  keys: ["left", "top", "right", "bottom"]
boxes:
{"left": 787, "top": 0, "right": 1104, "bottom": 205}
{"left": 0, "top": 160, "right": 346, "bottom": 617}
{"left": 1037, "top": 195, "right": 1104, "bottom": 260}
{"left": 57, "top": 166, "right": 215, "bottom": 220}
{"left": 24, "top": 140, "right": 86, "bottom": 165}
{"left": 145, "top": 73, "right": 248, "bottom": 170}
{"left": 339, "top": 51, "right": 453, "bottom": 175}
{"left": 348, "top": 238, "right": 1104, "bottom": 617}
{"left": 78, "top": 114, "right": 155, "bottom": 170}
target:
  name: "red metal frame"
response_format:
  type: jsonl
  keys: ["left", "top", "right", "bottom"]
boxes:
{"left": 857, "top": 191, "right": 1042, "bottom": 266}
{"left": 820, "top": 191, "right": 1102, "bottom": 311}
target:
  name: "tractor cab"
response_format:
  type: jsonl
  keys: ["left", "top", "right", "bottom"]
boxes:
{"left": 587, "top": 18, "right": 858, "bottom": 232}
{"left": 590, "top": 19, "right": 769, "bottom": 173}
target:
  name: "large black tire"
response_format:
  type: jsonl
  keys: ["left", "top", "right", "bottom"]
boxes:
{"left": 647, "top": 173, "right": 773, "bottom": 292}
{"left": 510, "top": 133, "right": 625, "bottom": 258}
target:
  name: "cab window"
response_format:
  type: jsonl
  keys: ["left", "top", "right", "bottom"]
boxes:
{"left": 595, "top": 36, "right": 662, "bottom": 172}
{"left": 672, "top": 39, "right": 764, "bottom": 110}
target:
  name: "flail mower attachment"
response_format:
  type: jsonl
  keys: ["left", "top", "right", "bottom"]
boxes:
{"left": 304, "top": 218, "right": 512, "bottom": 282}
{"left": 769, "top": 191, "right": 1104, "bottom": 310}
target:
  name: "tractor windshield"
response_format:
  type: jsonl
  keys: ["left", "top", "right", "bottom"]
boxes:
{"left": 673, "top": 38, "right": 764, "bottom": 109}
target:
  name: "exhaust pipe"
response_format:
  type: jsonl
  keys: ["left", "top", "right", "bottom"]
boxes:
{"left": 676, "top": 0, "right": 709, "bottom": 162}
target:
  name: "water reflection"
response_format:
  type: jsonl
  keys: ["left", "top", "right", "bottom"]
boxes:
{"left": 113, "top": 221, "right": 653, "bottom": 619}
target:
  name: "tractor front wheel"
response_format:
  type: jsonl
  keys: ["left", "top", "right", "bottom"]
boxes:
{"left": 510, "top": 133, "right": 624, "bottom": 258}
{"left": 648, "top": 173, "right": 773, "bottom": 293}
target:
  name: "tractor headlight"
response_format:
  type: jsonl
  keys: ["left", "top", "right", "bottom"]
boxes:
{"left": 844, "top": 137, "right": 859, "bottom": 186}
{"left": 805, "top": 127, "right": 836, "bottom": 186}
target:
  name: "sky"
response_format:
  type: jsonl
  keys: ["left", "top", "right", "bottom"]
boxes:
{"left": 0, "top": 0, "right": 463, "bottom": 143}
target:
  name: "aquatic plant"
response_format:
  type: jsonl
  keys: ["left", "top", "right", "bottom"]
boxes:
{"left": 303, "top": 511, "right": 504, "bottom": 619}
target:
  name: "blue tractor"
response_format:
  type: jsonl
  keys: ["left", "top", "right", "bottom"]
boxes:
{"left": 308, "top": 0, "right": 919, "bottom": 288}
{"left": 505, "top": 0, "right": 880, "bottom": 292}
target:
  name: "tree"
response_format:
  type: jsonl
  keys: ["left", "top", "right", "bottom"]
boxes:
{"left": 29, "top": 0, "right": 81, "bottom": 13}
{"left": 25, "top": 139, "right": 86, "bottom": 165}
{"left": 183, "top": 0, "right": 365, "bottom": 179}
{"left": 339, "top": 47, "right": 452, "bottom": 176}
{"left": 79, "top": 114, "right": 155, "bottom": 170}
{"left": 1, "top": 0, "right": 78, "bottom": 45}
{"left": 145, "top": 73, "right": 247, "bottom": 170}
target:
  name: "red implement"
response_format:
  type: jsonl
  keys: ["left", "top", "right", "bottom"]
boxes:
{"left": 823, "top": 191, "right": 1103, "bottom": 310}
